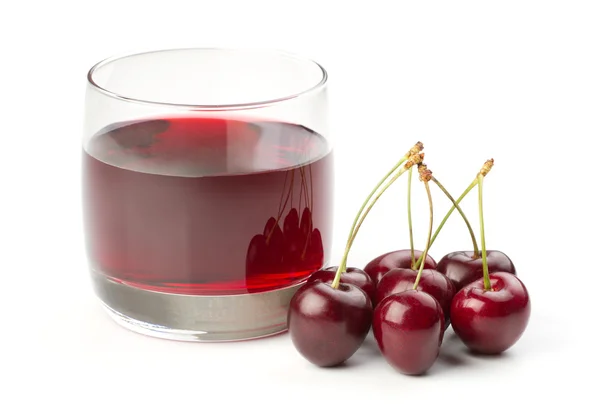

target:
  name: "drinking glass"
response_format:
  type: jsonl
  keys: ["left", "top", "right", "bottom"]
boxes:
{"left": 82, "top": 48, "right": 332, "bottom": 341}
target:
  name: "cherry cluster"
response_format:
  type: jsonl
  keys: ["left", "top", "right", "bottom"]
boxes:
{"left": 287, "top": 142, "right": 531, "bottom": 375}
{"left": 246, "top": 167, "right": 324, "bottom": 283}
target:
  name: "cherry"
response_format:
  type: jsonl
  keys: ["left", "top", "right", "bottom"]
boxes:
{"left": 376, "top": 268, "right": 455, "bottom": 328}
{"left": 283, "top": 208, "right": 300, "bottom": 238}
{"left": 436, "top": 250, "right": 516, "bottom": 291}
{"left": 263, "top": 217, "right": 284, "bottom": 241}
{"left": 245, "top": 234, "right": 269, "bottom": 278}
{"left": 450, "top": 162, "right": 530, "bottom": 354}
{"left": 364, "top": 249, "right": 437, "bottom": 286}
{"left": 307, "top": 266, "right": 376, "bottom": 303}
{"left": 373, "top": 290, "right": 444, "bottom": 375}
{"left": 263, "top": 217, "right": 285, "bottom": 270}
{"left": 300, "top": 207, "right": 313, "bottom": 239}
{"left": 451, "top": 272, "right": 530, "bottom": 354}
{"left": 288, "top": 281, "right": 372, "bottom": 367}
{"left": 373, "top": 163, "right": 443, "bottom": 375}
{"left": 283, "top": 208, "right": 303, "bottom": 267}
{"left": 306, "top": 228, "right": 324, "bottom": 267}
{"left": 299, "top": 207, "right": 321, "bottom": 268}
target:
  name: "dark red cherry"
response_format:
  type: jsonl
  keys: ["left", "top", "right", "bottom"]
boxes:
{"left": 376, "top": 268, "right": 455, "bottom": 328}
{"left": 245, "top": 234, "right": 269, "bottom": 277}
{"left": 283, "top": 208, "right": 300, "bottom": 238}
{"left": 282, "top": 209, "right": 302, "bottom": 267}
{"left": 288, "top": 281, "right": 373, "bottom": 367}
{"left": 373, "top": 290, "right": 444, "bottom": 375}
{"left": 263, "top": 217, "right": 285, "bottom": 270}
{"left": 263, "top": 217, "right": 278, "bottom": 237}
{"left": 450, "top": 272, "right": 531, "bottom": 354}
{"left": 300, "top": 207, "right": 313, "bottom": 239}
{"left": 306, "top": 228, "right": 324, "bottom": 269}
{"left": 437, "top": 250, "right": 516, "bottom": 291}
{"left": 307, "top": 266, "right": 376, "bottom": 303}
{"left": 364, "top": 249, "right": 437, "bottom": 285}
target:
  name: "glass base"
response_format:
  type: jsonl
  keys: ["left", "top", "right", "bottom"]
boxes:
{"left": 91, "top": 270, "right": 303, "bottom": 342}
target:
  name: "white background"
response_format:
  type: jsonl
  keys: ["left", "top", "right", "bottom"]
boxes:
{"left": 1, "top": 1, "right": 598, "bottom": 403}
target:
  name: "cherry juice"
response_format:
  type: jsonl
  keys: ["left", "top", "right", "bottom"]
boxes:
{"left": 82, "top": 117, "right": 333, "bottom": 295}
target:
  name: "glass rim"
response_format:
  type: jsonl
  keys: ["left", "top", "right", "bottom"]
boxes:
{"left": 87, "top": 47, "right": 328, "bottom": 111}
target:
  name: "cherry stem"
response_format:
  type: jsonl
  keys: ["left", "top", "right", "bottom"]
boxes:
{"left": 413, "top": 178, "right": 477, "bottom": 269}
{"left": 301, "top": 165, "right": 314, "bottom": 258}
{"left": 309, "top": 164, "right": 314, "bottom": 214}
{"left": 478, "top": 173, "right": 491, "bottom": 291}
{"left": 331, "top": 148, "right": 423, "bottom": 289}
{"left": 339, "top": 142, "right": 423, "bottom": 261}
{"left": 407, "top": 166, "right": 415, "bottom": 269}
{"left": 332, "top": 165, "right": 411, "bottom": 288}
{"left": 290, "top": 170, "right": 295, "bottom": 209}
{"left": 299, "top": 168, "right": 305, "bottom": 209}
{"left": 413, "top": 159, "right": 495, "bottom": 269}
{"left": 431, "top": 176, "right": 479, "bottom": 256}
{"left": 300, "top": 169, "right": 311, "bottom": 257}
{"left": 303, "top": 168, "right": 310, "bottom": 209}
{"left": 347, "top": 165, "right": 414, "bottom": 252}
{"left": 343, "top": 158, "right": 407, "bottom": 248}
{"left": 299, "top": 167, "right": 310, "bottom": 211}
{"left": 413, "top": 174, "right": 433, "bottom": 290}
{"left": 333, "top": 158, "right": 408, "bottom": 279}
{"left": 267, "top": 171, "right": 294, "bottom": 243}
{"left": 276, "top": 171, "right": 289, "bottom": 218}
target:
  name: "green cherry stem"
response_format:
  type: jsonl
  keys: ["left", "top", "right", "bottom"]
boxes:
{"left": 413, "top": 159, "right": 494, "bottom": 269}
{"left": 478, "top": 173, "right": 491, "bottom": 291}
{"left": 331, "top": 148, "right": 424, "bottom": 289}
{"left": 407, "top": 166, "right": 415, "bottom": 269}
{"left": 334, "top": 142, "right": 423, "bottom": 277}
{"left": 413, "top": 165, "right": 434, "bottom": 290}
{"left": 346, "top": 162, "right": 415, "bottom": 254}
{"left": 341, "top": 159, "right": 406, "bottom": 252}
{"left": 431, "top": 176, "right": 479, "bottom": 256}
{"left": 413, "top": 179, "right": 476, "bottom": 269}
{"left": 332, "top": 165, "right": 411, "bottom": 288}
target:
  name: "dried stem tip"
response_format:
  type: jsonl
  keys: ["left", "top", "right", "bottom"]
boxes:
{"left": 418, "top": 163, "right": 432, "bottom": 182}
{"left": 479, "top": 159, "right": 494, "bottom": 177}
{"left": 405, "top": 141, "right": 424, "bottom": 158}
{"left": 405, "top": 152, "right": 424, "bottom": 169}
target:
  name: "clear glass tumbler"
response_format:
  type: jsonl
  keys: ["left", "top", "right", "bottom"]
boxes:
{"left": 82, "top": 48, "right": 333, "bottom": 341}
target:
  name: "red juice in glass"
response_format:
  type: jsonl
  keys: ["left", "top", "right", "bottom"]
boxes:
{"left": 83, "top": 116, "right": 333, "bottom": 295}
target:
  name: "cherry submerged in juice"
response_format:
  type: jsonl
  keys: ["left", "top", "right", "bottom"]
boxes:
{"left": 82, "top": 117, "right": 333, "bottom": 295}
